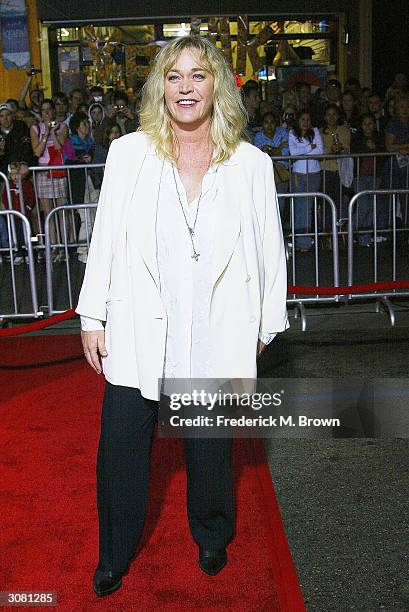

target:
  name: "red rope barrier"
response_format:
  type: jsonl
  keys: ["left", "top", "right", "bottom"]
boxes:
{"left": 287, "top": 279, "right": 409, "bottom": 296}
{"left": 0, "top": 309, "right": 76, "bottom": 337}
{"left": 1, "top": 280, "right": 409, "bottom": 337}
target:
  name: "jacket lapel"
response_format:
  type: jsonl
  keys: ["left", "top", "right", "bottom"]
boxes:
{"left": 211, "top": 159, "right": 241, "bottom": 286}
{"left": 128, "top": 139, "right": 243, "bottom": 291}
{"left": 128, "top": 148, "right": 164, "bottom": 290}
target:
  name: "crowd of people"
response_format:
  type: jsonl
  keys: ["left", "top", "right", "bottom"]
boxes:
{"left": 0, "top": 85, "right": 139, "bottom": 263}
{"left": 0, "top": 70, "right": 408, "bottom": 261}
{"left": 243, "top": 72, "right": 409, "bottom": 250}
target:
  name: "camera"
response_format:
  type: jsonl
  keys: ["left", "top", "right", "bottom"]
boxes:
{"left": 27, "top": 65, "right": 41, "bottom": 77}
{"left": 93, "top": 96, "right": 103, "bottom": 103}
{"left": 50, "top": 120, "right": 57, "bottom": 128}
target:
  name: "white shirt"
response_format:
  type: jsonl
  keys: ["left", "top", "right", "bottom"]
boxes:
{"left": 156, "top": 159, "right": 218, "bottom": 382}
{"left": 80, "top": 159, "right": 276, "bottom": 356}
{"left": 288, "top": 127, "right": 324, "bottom": 174}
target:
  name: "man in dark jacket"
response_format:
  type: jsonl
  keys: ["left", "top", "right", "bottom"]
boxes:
{"left": 0, "top": 102, "right": 36, "bottom": 263}
{"left": 0, "top": 102, "right": 35, "bottom": 176}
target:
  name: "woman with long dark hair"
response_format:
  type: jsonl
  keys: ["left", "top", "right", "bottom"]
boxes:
{"left": 288, "top": 110, "right": 323, "bottom": 252}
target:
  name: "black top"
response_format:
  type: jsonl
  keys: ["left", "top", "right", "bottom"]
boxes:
{"left": 0, "top": 120, "right": 35, "bottom": 174}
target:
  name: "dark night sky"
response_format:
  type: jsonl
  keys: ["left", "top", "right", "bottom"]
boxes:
{"left": 372, "top": 0, "right": 409, "bottom": 94}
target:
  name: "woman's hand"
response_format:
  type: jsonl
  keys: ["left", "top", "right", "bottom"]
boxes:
{"left": 257, "top": 339, "right": 266, "bottom": 356}
{"left": 82, "top": 154, "right": 92, "bottom": 163}
{"left": 81, "top": 330, "right": 107, "bottom": 374}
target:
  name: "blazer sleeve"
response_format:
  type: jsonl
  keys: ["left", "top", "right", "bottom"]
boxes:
{"left": 75, "top": 138, "right": 119, "bottom": 321}
{"left": 259, "top": 152, "right": 290, "bottom": 335}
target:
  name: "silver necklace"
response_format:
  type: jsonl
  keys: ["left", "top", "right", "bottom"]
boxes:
{"left": 172, "top": 164, "right": 203, "bottom": 261}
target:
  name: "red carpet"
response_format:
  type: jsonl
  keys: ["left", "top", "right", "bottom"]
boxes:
{"left": 0, "top": 335, "right": 305, "bottom": 611}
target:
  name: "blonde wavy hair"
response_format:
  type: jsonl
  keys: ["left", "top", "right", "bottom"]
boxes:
{"left": 139, "top": 36, "right": 247, "bottom": 164}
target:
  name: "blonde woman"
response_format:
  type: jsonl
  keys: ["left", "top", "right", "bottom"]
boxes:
{"left": 76, "top": 35, "right": 289, "bottom": 596}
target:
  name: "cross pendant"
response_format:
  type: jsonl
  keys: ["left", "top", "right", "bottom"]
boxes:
{"left": 191, "top": 252, "right": 200, "bottom": 261}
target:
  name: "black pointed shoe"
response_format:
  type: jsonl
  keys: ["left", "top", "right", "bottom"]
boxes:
{"left": 93, "top": 566, "right": 122, "bottom": 597}
{"left": 198, "top": 547, "right": 227, "bottom": 576}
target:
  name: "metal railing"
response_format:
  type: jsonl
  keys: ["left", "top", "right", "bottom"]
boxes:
{"left": 2, "top": 156, "right": 409, "bottom": 327}
{"left": 347, "top": 188, "right": 409, "bottom": 325}
{"left": 45, "top": 203, "right": 97, "bottom": 315}
{"left": 278, "top": 192, "right": 339, "bottom": 331}
{"left": 271, "top": 151, "right": 409, "bottom": 237}
{"left": 27, "top": 162, "right": 105, "bottom": 255}
{"left": 0, "top": 209, "right": 41, "bottom": 320}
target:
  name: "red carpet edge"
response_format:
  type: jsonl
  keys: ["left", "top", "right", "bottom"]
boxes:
{"left": 252, "top": 439, "right": 306, "bottom": 612}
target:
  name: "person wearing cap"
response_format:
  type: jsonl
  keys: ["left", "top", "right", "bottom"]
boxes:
{"left": 0, "top": 102, "right": 34, "bottom": 177}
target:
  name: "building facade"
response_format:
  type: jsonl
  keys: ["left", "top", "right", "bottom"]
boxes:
{"left": 1, "top": 1, "right": 374, "bottom": 100}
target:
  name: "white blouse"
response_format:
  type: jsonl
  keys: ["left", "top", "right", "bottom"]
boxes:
{"left": 288, "top": 127, "right": 324, "bottom": 174}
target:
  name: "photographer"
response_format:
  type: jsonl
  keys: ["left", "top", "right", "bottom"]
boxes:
{"left": 30, "top": 99, "right": 70, "bottom": 259}
{"left": 111, "top": 91, "right": 139, "bottom": 135}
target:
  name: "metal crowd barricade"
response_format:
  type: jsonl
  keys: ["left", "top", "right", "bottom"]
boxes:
{"left": 347, "top": 188, "right": 409, "bottom": 325}
{"left": 0, "top": 209, "right": 41, "bottom": 320}
{"left": 28, "top": 162, "right": 105, "bottom": 258}
{"left": 277, "top": 192, "right": 339, "bottom": 331}
{"left": 45, "top": 192, "right": 339, "bottom": 327}
{"left": 271, "top": 151, "right": 409, "bottom": 242}
{"left": 0, "top": 171, "right": 40, "bottom": 320}
{"left": 45, "top": 203, "right": 97, "bottom": 315}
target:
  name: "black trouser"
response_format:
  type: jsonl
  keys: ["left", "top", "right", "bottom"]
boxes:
{"left": 97, "top": 382, "right": 235, "bottom": 573}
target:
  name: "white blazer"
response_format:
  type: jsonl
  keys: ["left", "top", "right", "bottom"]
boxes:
{"left": 76, "top": 131, "right": 289, "bottom": 400}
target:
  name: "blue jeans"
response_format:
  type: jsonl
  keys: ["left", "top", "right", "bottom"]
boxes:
{"left": 292, "top": 172, "right": 321, "bottom": 248}
{"left": 276, "top": 180, "right": 289, "bottom": 218}
{"left": 354, "top": 175, "right": 380, "bottom": 245}
{"left": 0, "top": 214, "right": 9, "bottom": 249}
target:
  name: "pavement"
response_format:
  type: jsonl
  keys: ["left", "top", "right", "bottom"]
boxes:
{"left": 259, "top": 306, "right": 409, "bottom": 612}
